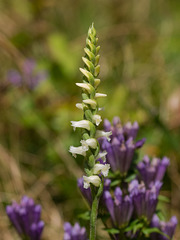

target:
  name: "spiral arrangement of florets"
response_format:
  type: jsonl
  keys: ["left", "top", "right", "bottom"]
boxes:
{"left": 69, "top": 23, "right": 111, "bottom": 189}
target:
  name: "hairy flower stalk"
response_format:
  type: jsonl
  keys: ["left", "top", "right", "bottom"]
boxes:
{"left": 69, "top": 23, "right": 110, "bottom": 240}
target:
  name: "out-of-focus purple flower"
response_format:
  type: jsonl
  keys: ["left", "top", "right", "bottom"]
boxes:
{"left": 6, "top": 196, "right": 44, "bottom": 240}
{"left": 104, "top": 187, "right": 133, "bottom": 228}
{"left": 64, "top": 222, "right": 88, "bottom": 240}
{"left": 77, "top": 177, "right": 111, "bottom": 206}
{"left": 7, "top": 59, "right": 47, "bottom": 89}
{"left": 137, "top": 155, "right": 170, "bottom": 188}
{"left": 99, "top": 117, "right": 145, "bottom": 174}
{"left": 7, "top": 70, "right": 22, "bottom": 86}
{"left": 129, "top": 180, "right": 162, "bottom": 222}
{"left": 150, "top": 214, "right": 178, "bottom": 240}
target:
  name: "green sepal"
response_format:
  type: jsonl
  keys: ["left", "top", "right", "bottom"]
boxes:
{"left": 89, "top": 123, "right": 96, "bottom": 137}
{"left": 85, "top": 168, "right": 92, "bottom": 176}
{"left": 82, "top": 132, "right": 90, "bottom": 140}
{"left": 82, "top": 93, "right": 89, "bottom": 100}
{"left": 84, "top": 109, "right": 93, "bottom": 121}
{"left": 88, "top": 155, "right": 95, "bottom": 168}
{"left": 93, "top": 145, "right": 100, "bottom": 158}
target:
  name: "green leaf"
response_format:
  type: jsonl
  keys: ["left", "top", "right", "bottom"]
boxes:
{"left": 110, "top": 179, "right": 121, "bottom": 187}
{"left": 158, "top": 195, "right": 170, "bottom": 203}
{"left": 133, "top": 223, "right": 144, "bottom": 234}
{"left": 124, "top": 219, "right": 140, "bottom": 232}
{"left": 142, "top": 227, "right": 170, "bottom": 239}
{"left": 78, "top": 211, "right": 90, "bottom": 221}
{"left": 125, "top": 221, "right": 144, "bottom": 234}
{"left": 124, "top": 173, "right": 137, "bottom": 182}
{"left": 105, "top": 228, "right": 120, "bottom": 234}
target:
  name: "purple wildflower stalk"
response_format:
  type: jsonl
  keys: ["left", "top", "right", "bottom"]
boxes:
{"left": 151, "top": 214, "right": 178, "bottom": 240}
{"left": 104, "top": 186, "right": 133, "bottom": 228}
{"left": 6, "top": 196, "right": 44, "bottom": 240}
{"left": 99, "top": 117, "right": 145, "bottom": 175}
{"left": 129, "top": 180, "right": 162, "bottom": 222}
{"left": 137, "top": 155, "right": 170, "bottom": 188}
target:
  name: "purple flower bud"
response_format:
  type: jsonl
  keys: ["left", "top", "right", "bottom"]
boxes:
{"left": 77, "top": 177, "right": 92, "bottom": 205}
{"left": 137, "top": 155, "right": 170, "bottom": 187}
{"left": 123, "top": 121, "right": 139, "bottom": 139}
{"left": 77, "top": 177, "right": 111, "bottom": 207}
{"left": 99, "top": 117, "right": 145, "bottom": 174}
{"left": 129, "top": 180, "right": 162, "bottom": 222}
{"left": 104, "top": 187, "right": 133, "bottom": 228}
{"left": 63, "top": 222, "right": 88, "bottom": 240}
{"left": 6, "top": 196, "right": 44, "bottom": 240}
{"left": 151, "top": 214, "right": 178, "bottom": 240}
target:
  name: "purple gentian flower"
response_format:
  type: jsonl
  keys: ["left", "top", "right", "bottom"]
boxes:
{"left": 99, "top": 117, "right": 145, "bottom": 174}
{"left": 6, "top": 196, "right": 44, "bottom": 240}
{"left": 150, "top": 214, "right": 177, "bottom": 240}
{"left": 64, "top": 222, "right": 88, "bottom": 240}
{"left": 129, "top": 180, "right": 162, "bottom": 222}
{"left": 137, "top": 155, "right": 170, "bottom": 188}
{"left": 104, "top": 187, "right": 133, "bottom": 228}
{"left": 77, "top": 177, "right": 111, "bottom": 206}
{"left": 7, "top": 59, "right": 47, "bottom": 89}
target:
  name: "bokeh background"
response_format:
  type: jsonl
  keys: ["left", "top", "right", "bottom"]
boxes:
{"left": 0, "top": 0, "right": 180, "bottom": 239}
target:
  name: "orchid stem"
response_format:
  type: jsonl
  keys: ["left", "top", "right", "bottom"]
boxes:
{"left": 89, "top": 182, "right": 103, "bottom": 240}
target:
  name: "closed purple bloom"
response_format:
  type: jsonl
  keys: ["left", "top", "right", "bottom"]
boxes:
{"left": 151, "top": 214, "right": 177, "bottom": 240}
{"left": 129, "top": 180, "right": 162, "bottom": 222}
{"left": 63, "top": 222, "right": 88, "bottom": 240}
{"left": 6, "top": 196, "right": 44, "bottom": 240}
{"left": 137, "top": 155, "right": 170, "bottom": 187}
{"left": 104, "top": 187, "right": 133, "bottom": 228}
{"left": 77, "top": 177, "right": 111, "bottom": 206}
{"left": 7, "top": 59, "right": 47, "bottom": 89}
{"left": 99, "top": 117, "right": 145, "bottom": 174}
{"left": 77, "top": 177, "right": 92, "bottom": 205}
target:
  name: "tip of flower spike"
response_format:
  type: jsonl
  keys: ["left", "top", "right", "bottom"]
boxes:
{"left": 88, "top": 23, "right": 96, "bottom": 36}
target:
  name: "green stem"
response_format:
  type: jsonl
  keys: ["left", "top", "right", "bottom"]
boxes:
{"left": 89, "top": 181, "right": 103, "bottom": 240}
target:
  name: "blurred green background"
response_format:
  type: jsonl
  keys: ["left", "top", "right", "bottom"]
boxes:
{"left": 0, "top": 0, "right": 180, "bottom": 239}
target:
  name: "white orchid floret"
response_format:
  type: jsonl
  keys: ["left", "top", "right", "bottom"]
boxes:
{"left": 83, "top": 175, "right": 101, "bottom": 189}
{"left": 95, "top": 93, "right": 107, "bottom": 98}
{"left": 93, "top": 163, "right": 110, "bottom": 177}
{"left": 96, "top": 130, "right": 112, "bottom": 141}
{"left": 76, "top": 83, "right": 91, "bottom": 93}
{"left": 92, "top": 114, "right": 102, "bottom": 126}
{"left": 76, "top": 103, "right": 83, "bottom": 110}
{"left": 71, "top": 120, "right": 91, "bottom": 131}
{"left": 83, "top": 99, "right": 97, "bottom": 109}
{"left": 96, "top": 151, "right": 107, "bottom": 162}
{"left": 69, "top": 146, "right": 88, "bottom": 158}
{"left": 81, "top": 138, "right": 97, "bottom": 150}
